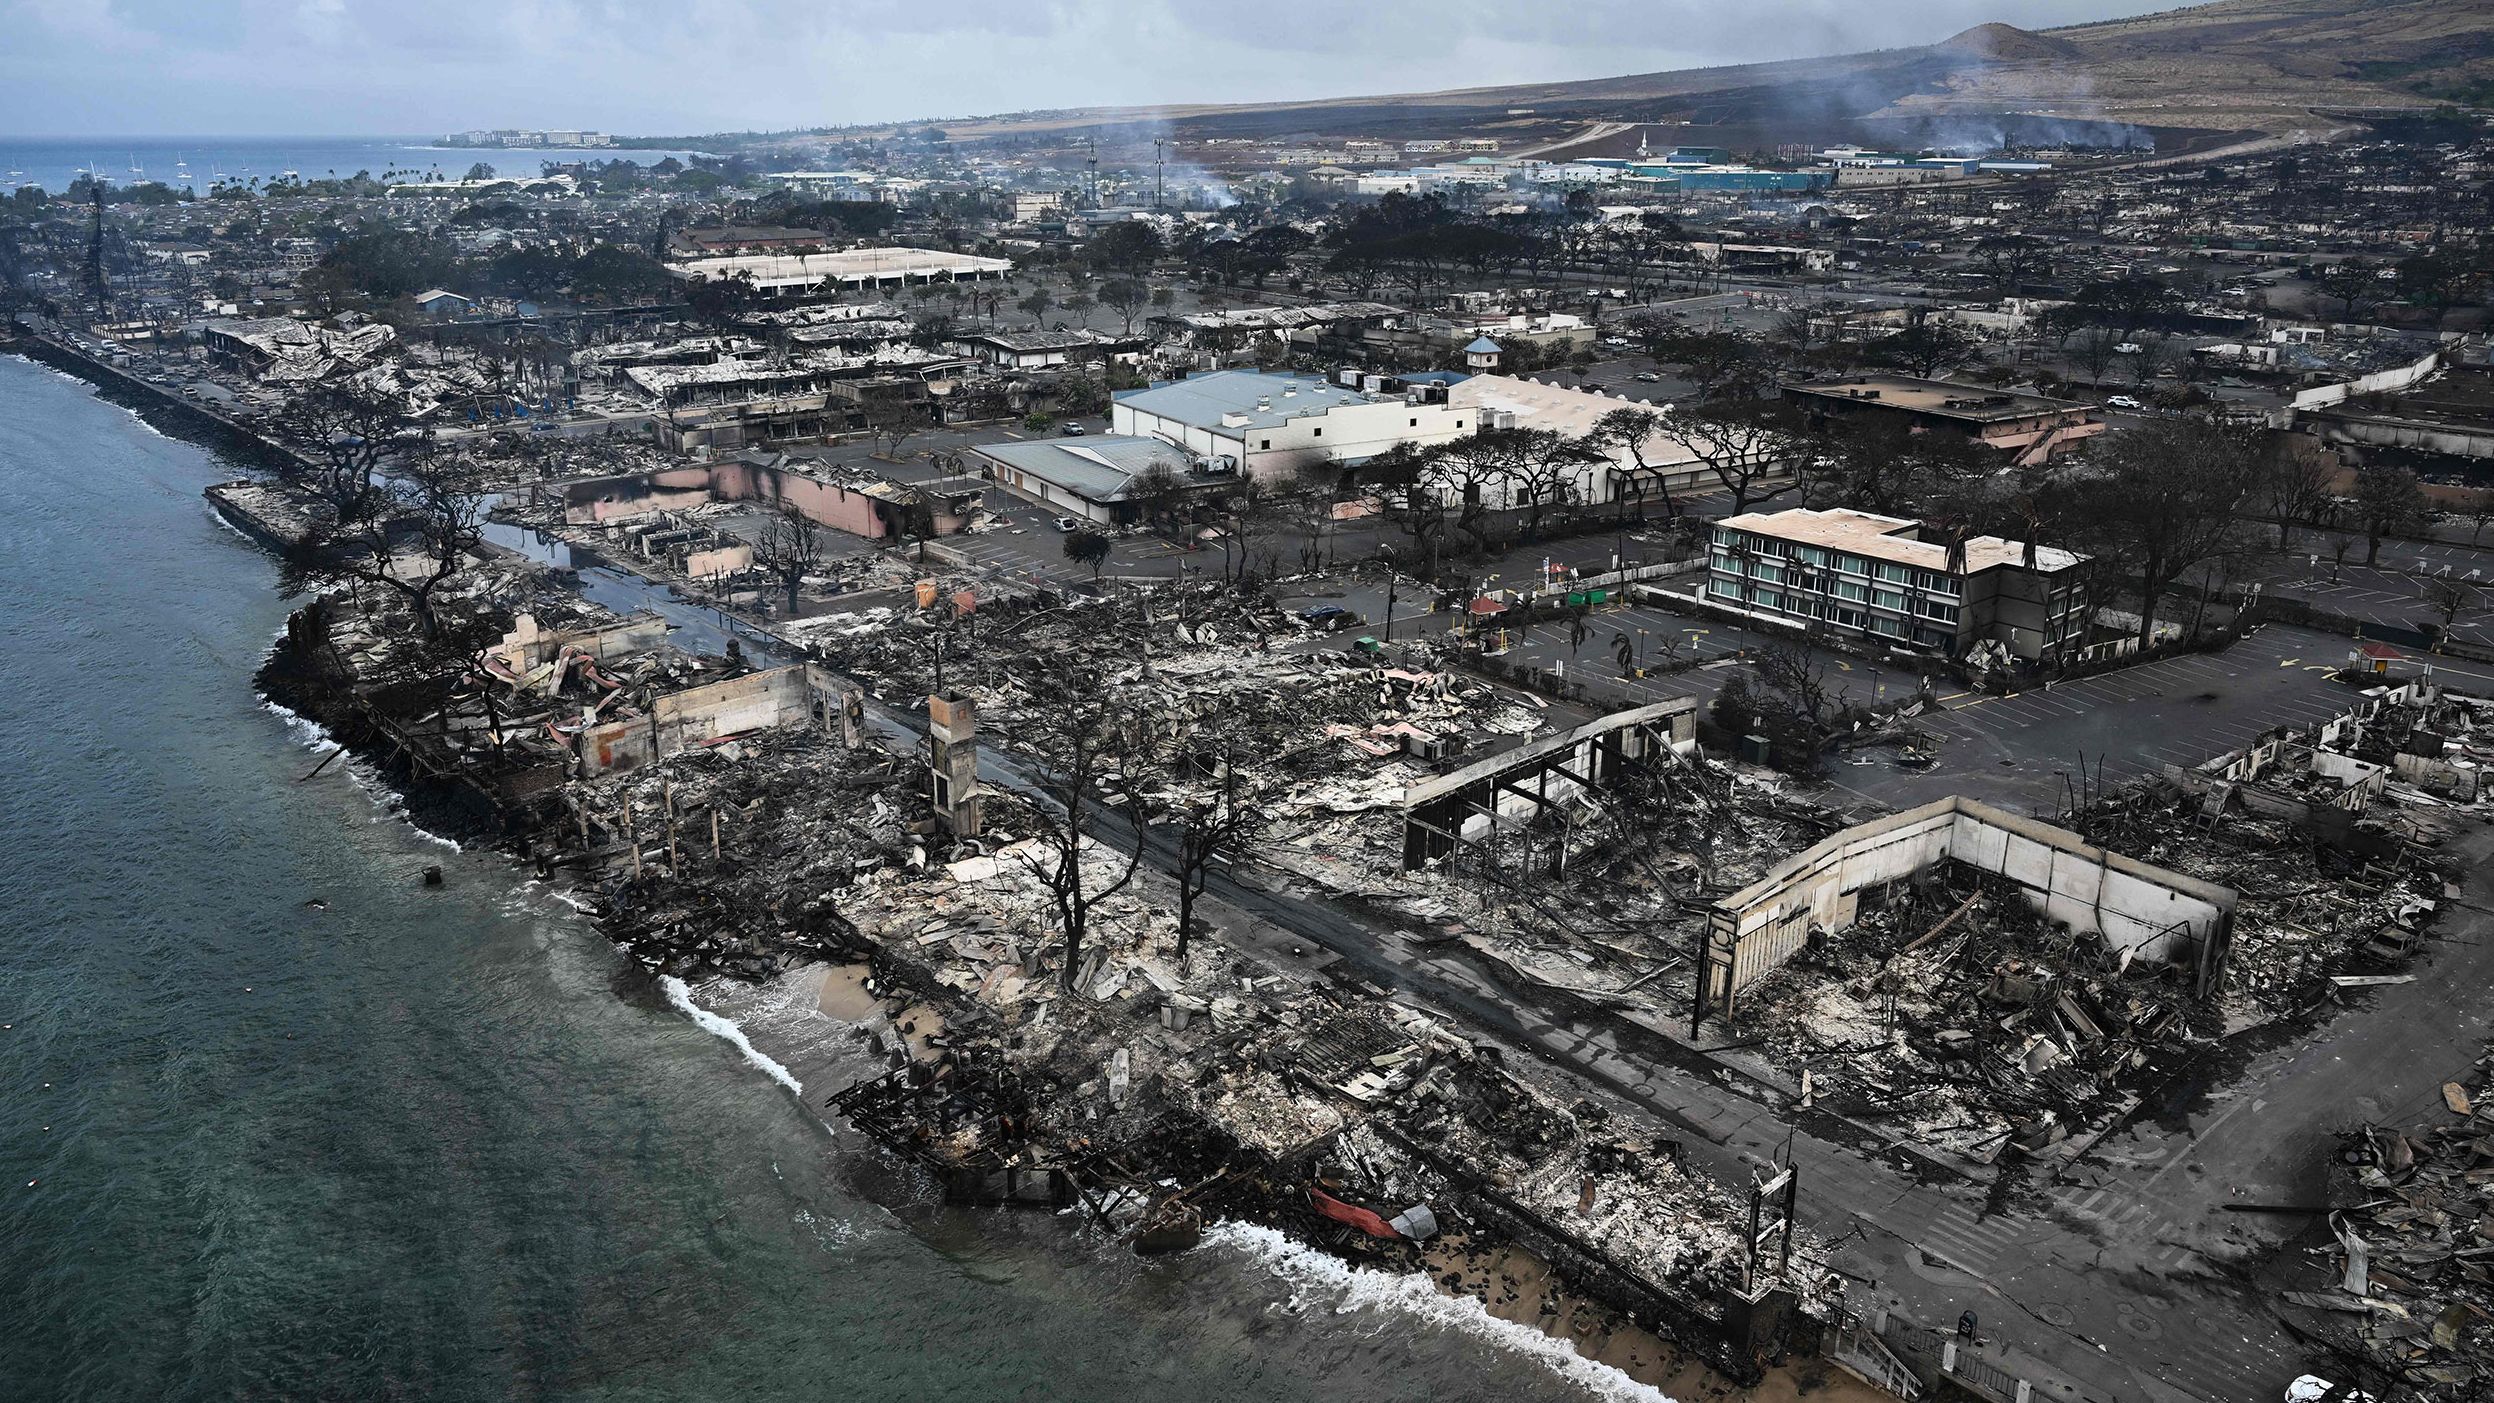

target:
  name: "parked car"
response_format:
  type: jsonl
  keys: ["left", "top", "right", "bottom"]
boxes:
{"left": 1058, "top": 422, "right": 1087, "bottom": 436}
{"left": 1051, "top": 515, "right": 1083, "bottom": 532}
{"left": 1298, "top": 604, "right": 1358, "bottom": 631}
{"left": 1633, "top": 372, "right": 1661, "bottom": 383}
{"left": 2107, "top": 395, "right": 2145, "bottom": 410}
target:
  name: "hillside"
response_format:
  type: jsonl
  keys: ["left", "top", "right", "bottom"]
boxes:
{"left": 1899, "top": 0, "right": 2494, "bottom": 130}
{"left": 926, "top": 0, "right": 2488, "bottom": 149}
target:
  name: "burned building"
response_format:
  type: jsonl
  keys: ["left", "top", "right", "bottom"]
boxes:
{"left": 1785, "top": 374, "right": 2104, "bottom": 464}
{"left": 1697, "top": 796, "right": 2239, "bottom": 1023}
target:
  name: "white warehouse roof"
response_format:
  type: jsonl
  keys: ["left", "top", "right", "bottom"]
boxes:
{"left": 664, "top": 247, "right": 1012, "bottom": 289}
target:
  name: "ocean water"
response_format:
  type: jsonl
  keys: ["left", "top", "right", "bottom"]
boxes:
{"left": 0, "top": 352, "right": 1654, "bottom": 1403}
{"left": 1, "top": 137, "right": 709, "bottom": 195}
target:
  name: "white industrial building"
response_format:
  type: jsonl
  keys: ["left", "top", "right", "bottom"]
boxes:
{"left": 1110, "top": 370, "right": 1473, "bottom": 481}
{"left": 1446, "top": 374, "right": 1787, "bottom": 506}
{"left": 664, "top": 247, "right": 1013, "bottom": 296}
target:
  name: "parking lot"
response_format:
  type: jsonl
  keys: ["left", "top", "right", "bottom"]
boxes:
{"left": 1484, "top": 599, "right": 2390, "bottom": 819}
{"left": 1831, "top": 624, "right": 2369, "bottom": 814}
{"left": 2238, "top": 529, "right": 2494, "bottom": 647}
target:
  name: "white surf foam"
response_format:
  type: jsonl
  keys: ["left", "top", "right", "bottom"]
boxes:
{"left": 259, "top": 696, "right": 332, "bottom": 747}
{"left": 662, "top": 976, "right": 804, "bottom": 1095}
{"left": 1201, "top": 1221, "right": 1676, "bottom": 1403}
{"left": 113, "top": 400, "right": 172, "bottom": 439}
{"left": 204, "top": 501, "right": 257, "bottom": 542}
{"left": 262, "top": 696, "right": 464, "bottom": 851}
{"left": 543, "top": 888, "right": 596, "bottom": 915}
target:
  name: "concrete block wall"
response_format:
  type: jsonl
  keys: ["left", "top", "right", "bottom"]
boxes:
{"left": 682, "top": 543, "right": 755, "bottom": 581}
{"left": 577, "top": 664, "right": 848, "bottom": 775}
{"left": 1706, "top": 797, "right": 2236, "bottom": 1010}
{"left": 2394, "top": 750, "right": 2482, "bottom": 801}
{"left": 1942, "top": 805, "right": 2231, "bottom": 960}
{"left": 560, "top": 462, "right": 972, "bottom": 542}
{"left": 490, "top": 613, "right": 671, "bottom": 671}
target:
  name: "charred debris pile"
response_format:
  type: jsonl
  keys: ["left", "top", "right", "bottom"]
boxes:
{"left": 2077, "top": 781, "right": 2458, "bottom": 1020}
{"left": 1719, "top": 754, "right": 2463, "bottom": 1165}
{"left": 2278, "top": 1047, "right": 2494, "bottom": 1401}
{"left": 807, "top": 584, "right": 1555, "bottom": 831}
{"left": 269, "top": 565, "right": 1841, "bottom": 1376}
{"left": 1734, "top": 862, "right": 2213, "bottom": 1161}
{"left": 259, "top": 564, "right": 620, "bottom": 831}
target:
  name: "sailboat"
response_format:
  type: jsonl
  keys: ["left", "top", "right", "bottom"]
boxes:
{"left": 174, "top": 152, "right": 192, "bottom": 182}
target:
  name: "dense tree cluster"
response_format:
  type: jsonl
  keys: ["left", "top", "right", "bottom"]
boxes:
{"left": 297, "top": 223, "right": 671, "bottom": 309}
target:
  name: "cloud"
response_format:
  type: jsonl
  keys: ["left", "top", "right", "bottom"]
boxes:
{"left": 0, "top": 0, "right": 2195, "bottom": 136}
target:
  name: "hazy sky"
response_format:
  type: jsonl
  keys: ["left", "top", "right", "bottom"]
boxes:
{"left": 1, "top": 0, "right": 2198, "bottom": 137}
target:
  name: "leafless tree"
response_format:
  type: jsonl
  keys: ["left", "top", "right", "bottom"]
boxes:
{"left": 2067, "top": 417, "right": 2263, "bottom": 646}
{"left": 1151, "top": 717, "right": 1276, "bottom": 966}
{"left": 1007, "top": 665, "right": 1152, "bottom": 995}
{"left": 2353, "top": 464, "right": 2429, "bottom": 567}
{"left": 1097, "top": 276, "right": 1152, "bottom": 335}
{"left": 751, "top": 502, "right": 822, "bottom": 615}
{"left": 2421, "top": 575, "right": 2483, "bottom": 647}
{"left": 2257, "top": 436, "right": 2338, "bottom": 551}
{"left": 2315, "top": 259, "right": 2379, "bottom": 322}
{"left": 1364, "top": 441, "right": 1448, "bottom": 579}
{"left": 1731, "top": 639, "right": 1846, "bottom": 772}
{"left": 861, "top": 391, "right": 927, "bottom": 460}
{"left": 2068, "top": 327, "right": 2123, "bottom": 387}
{"left": 278, "top": 378, "right": 410, "bottom": 524}
{"left": 1749, "top": 639, "right": 1840, "bottom": 733}
{"left": 2124, "top": 333, "right": 2177, "bottom": 388}
{"left": 287, "top": 443, "right": 489, "bottom": 640}
{"left": 2461, "top": 487, "right": 2494, "bottom": 546}
{"left": 1874, "top": 319, "right": 1983, "bottom": 379}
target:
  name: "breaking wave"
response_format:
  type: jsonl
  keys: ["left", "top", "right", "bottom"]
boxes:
{"left": 259, "top": 695, "right": 331, "bottom": 747}
{"left": 203, "top": 501, "right": 256, "bottom": 542}
{"left": 1201, "top": 1221, "right": 1676, "bottom": 1403}
{"left": 258, "top": 694, "right": 464, "bottom": 851}
{"left": 662, "top": 976, "right": 804, "bottom": 1095}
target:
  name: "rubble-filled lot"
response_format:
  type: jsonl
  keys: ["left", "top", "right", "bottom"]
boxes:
{"left": 558, "top": 684, "right": 1837, "bottom": 1359}
{"left": 804, "top": 584, "right": 1561, "bottom": 839}
{"left": 1732, "top": 861, "right": 2212, "bottom": 1161}
{"left": 2278, "top": 1045, "right": 2494, "bottom": 1401}
{"left": 269, "top": 548, "right": 1842, "bottom": 1372}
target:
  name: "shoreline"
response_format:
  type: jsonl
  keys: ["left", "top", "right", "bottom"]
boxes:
{"left": 10, "top": 335, "right": 1875, "bottom": 1403}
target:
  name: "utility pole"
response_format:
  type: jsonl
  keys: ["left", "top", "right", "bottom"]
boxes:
{"left": 1086, "top": 137, "right": 1099, "bottom": 211}
{"left": 83, "top": 184, "right": 108, "bottom": 311}
{"left": 1153, "top": 139, "right": 1165, "bottom": 211}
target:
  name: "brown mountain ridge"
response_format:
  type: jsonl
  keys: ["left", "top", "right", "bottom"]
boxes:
{"left": 929, "top": 1, "right": 2488, "bottom": 147}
